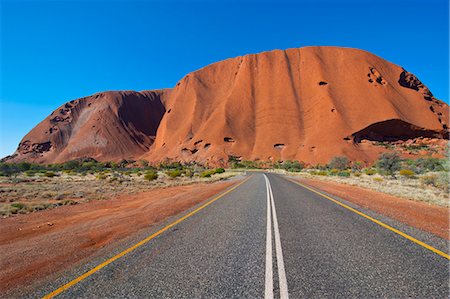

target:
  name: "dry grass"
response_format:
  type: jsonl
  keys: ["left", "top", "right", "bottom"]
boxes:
{"left": 273, "top": 169, "right": 449, "bottom": 207}
{"left": 0, "top": 170, "right": 239, "bottom": 217}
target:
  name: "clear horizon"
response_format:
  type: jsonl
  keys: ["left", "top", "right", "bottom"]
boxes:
{"left": 1, "top": 0, "right": 449, "bottom": 159}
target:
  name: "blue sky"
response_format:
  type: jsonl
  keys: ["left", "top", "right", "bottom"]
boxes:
{"left": 1, "top": 0, "right": 448, "bottom": 158}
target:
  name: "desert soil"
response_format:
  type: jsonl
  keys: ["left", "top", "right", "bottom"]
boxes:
{"left": 0, "top": 180, "right": 236, "bottom": 294}
{"left": 297, "top": 177, "right": 449, "bottom": 240}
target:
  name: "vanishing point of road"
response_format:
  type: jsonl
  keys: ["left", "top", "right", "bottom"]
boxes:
{"left": 32, "top": 173, "right": 449, "bottom": 298}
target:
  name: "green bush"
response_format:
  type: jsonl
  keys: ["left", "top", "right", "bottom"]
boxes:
{"left": 399, "top": 169, "right": 415, "bottom": 178}
{"left": 62, "top": 160, "right": 81, "bottom": 170}
{"left": 373, "top": 177, "right": 384, "bottom": 182}
{"left": 364, "top": 168, "right": 377, "bottom": 176}
{"left": 44, "top": 172, "right": 57, "bottom": 178}
{"left": 25, "top": 170, "right": 37, "bottom": 177}
{"left": 11, "top": 203, "right": 26, "bottom": 210}
{"left": 337, "top": 170, "right": 350, "bottom": 177}
{"left": 376, "top": 152, "right": 401, "bottom": 176}
{"left": 166, "top": 170, "right": 182, "bottom": 178}
{"left": 353, "top": 172, "right": 362, "bottom": 177}
{"left": 160, "top": 162, "right": 183, "bottom": 170}
{"left": 17, "top": 162, "right": 31, "bottom": 171}
{"left": 329, "top": 169, "right": 339, "bottom": 176}
{"left": 328, "top": 156, "right": 350, "bottom": 170}
{"left": 96, "top": 174, "right": 107, "bottom": 180}
{"left": 200, "top": 170, "right": 215, "bottom": 178}
{"left": 144, "top": 171, "right": 158, "bottom": 181}
{"left": 277, "top": 160, "right": 305, "bottom": 172}
{"left": 317, "top": 171, "right": 328, "bottom": 176}
{"left": 215, "top": 168, "right": 225, "bottom": 174}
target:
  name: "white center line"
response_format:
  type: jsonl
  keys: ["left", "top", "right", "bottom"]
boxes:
{"left": 265, "top": 175, "right": 274, "bottom": 299}
{"left": 264, "top": 174, "right": 289, "bottom": 299}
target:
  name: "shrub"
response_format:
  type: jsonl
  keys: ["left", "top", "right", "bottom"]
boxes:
{"left": 160, "top": 162, "right": 183, "bottom": 170}
{"left": 215, "top": 168, "right": 225, "bottom": 174}
{"left": 144, "top": 171, "right": 158, "bottom": 181}
{"left": 96, "top": 174, "right": 107, "bottom": 180}
{"left": 328, "top": 156, "right": 349, "bottom": 170}
{"left": 351, "top": 161, "right": 364, "bottom": 171}
{"left": 17, "top": 162, "right": 31, "bottom": 171}
{"left": 353, "top": 172, "right": 362, "bottom": 177}
{"left": 317, "top": 171, "right": 328, "bottom": 176}
{"left": 373, "top": 177, "right": 384, "bottom": 182}
{"left": 11, "top": 203, "right": 26, "bottom": 210}
{"left": 279, "top": 160, "right": 305, "bottom": 172}
{"left": 200, "top": 170, "right": 215, "bottom": 178}
{"left": 44, "top": 172, "right": 56, "bottom": 178}
{"left": 399, "top": 169, "right": 415, "bottom": 178}
{"left": 337, "top": 171, "right": 350, "bottom": 177}
{"left": 166, "top": 170, "right": 182, "bottom": 178}
{"left": 329, "top": 169, "right": 339, "bottom": 176}
{"left": 412, "top": 157, "right": 445, "bottom": 173}
{"left": 25, "top": 170, "right": 37, "bottom": 177}
{"left": 364, "top": 168, "right": 377, "bottom": 176}
{"left": 376, "top": 152, "right": 401, "bottom": 176}
{"left": 62, "top": 160, "right": 81, "bottom": 170}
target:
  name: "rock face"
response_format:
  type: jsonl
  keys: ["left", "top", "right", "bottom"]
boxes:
{"left": 8, "top": 90, "right": 168, "bottom": 163}
{"left": 6, "top": 46, "right": 449, "bottom": 165}
{"left": 145, "top": 46, "right": 448, "bottom": 164}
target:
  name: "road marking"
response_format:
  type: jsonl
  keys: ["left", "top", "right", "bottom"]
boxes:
{"left": 287, "top": 178, "right": 450, "bottom": 260}
{"left": 264, "top": 174, "right": 289, "bottom": 299}
{"left": 265, "top": 175, "right": 274, "bottom": 299}
{"left": 42, "top": 176, "right": 252, "bottom": 299}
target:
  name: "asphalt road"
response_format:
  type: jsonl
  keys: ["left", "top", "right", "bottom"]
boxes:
{"left": 32, "top": 173, "right": 449, "bottom": 298}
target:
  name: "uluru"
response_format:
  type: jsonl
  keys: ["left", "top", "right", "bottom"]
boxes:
{"left": 4, "top": 46, "right": 448, "bottom": 166}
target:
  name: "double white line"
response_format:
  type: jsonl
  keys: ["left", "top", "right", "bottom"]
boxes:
{"left": 264, "top": 174, "right": 289, "bottom": 299}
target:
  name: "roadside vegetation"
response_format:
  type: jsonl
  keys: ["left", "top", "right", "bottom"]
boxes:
{"left": 227, "top": 152, "right": 448, "bottom": 207}
{"left": 275, "top": 153, "right": 449, "bottom": 207}
{"left": 0, "top": 159, "right": 238, "bottom": 217}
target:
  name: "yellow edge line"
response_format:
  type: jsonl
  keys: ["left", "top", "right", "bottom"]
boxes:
{"left": 286, "top": 178, "right": 450, "bottom": 260}
{"left": 42, "top": 176, "right": 252, "bottom": 299}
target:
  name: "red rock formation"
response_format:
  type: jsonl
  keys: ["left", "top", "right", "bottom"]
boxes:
{"left": 7, "top": 90, "right": 168, "bottom": 163}
{"left": 6, "top": 47, "right": 448, "bottom": 165}
{"left": 145, "top": 46, "right": 448, "bottom": 165}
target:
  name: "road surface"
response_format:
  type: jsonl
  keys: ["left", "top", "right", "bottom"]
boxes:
{"left": 31, "top": 173, "right": 449, "bottom": 298}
